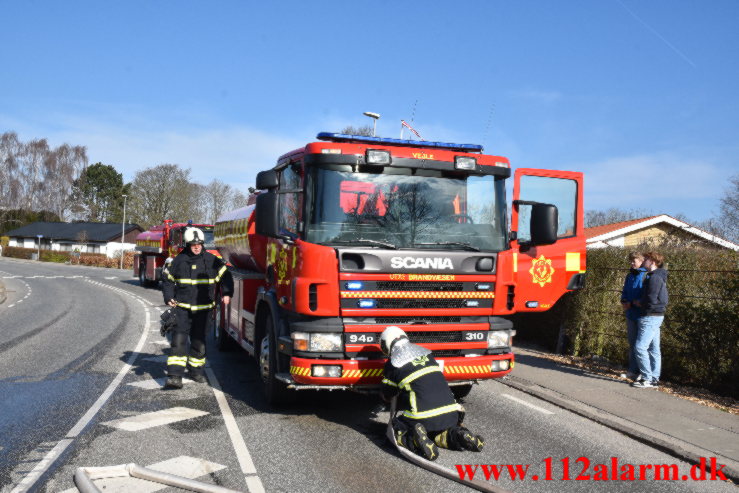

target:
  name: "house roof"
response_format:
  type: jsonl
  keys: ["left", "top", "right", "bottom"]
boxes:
{"left": 585, "top": 214, "right": 739, "bottom": 251}
{"left": 6, "top": 222, "right": 142, "bottom": 242}
{"left": 584, "top": 215, "right": 660, "bottom": 240}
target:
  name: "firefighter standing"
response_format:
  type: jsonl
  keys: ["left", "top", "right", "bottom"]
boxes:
{"left": 162, "top": 227, "right": 233, "bottom": 389}
{"left": 380, "top": 326, "right": 485, "bottom": 461}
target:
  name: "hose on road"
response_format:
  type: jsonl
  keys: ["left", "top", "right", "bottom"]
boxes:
{"left": 386, "top": 399, "right": 512, "bottom": 493}
{"left": 73, "top": 463, "right": 242, "bottom": 493}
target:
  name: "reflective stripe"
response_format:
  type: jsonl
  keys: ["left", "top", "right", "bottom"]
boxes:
{"left": 172, "top": 278, "right": 217, "bottom": 285}
{"left": 398, "top": 365, "right": 442, "bottom": 389}
{"left": 177, "top": 302, "right": 215, "bottom": 311}
{"left": 214, "top": 265, "right": 227, "bottom": 282}
{"left": 402, "top": 403, "right": 461, "bottom": 420}
{"left": 409, "top": 390, "right": 417, "bottom": 414}
{"left": 167, "top": 356, "right": 187, "bottom": 367}
{"left": 166, "top": 272, "right": 176, "bottom": 282}
{"left": 382, "top": 378, "right": 398, "bottom": 387}
{"left": 188, "top": 356, "right": 206, "bottom": 368}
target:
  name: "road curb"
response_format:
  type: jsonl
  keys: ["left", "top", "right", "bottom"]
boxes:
{"left": 500, "top": 376, "right": 739, "bottom": 483}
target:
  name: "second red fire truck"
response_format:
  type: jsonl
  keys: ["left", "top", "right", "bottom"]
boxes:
{"left": 213, "top": 132, "right": 586, "bottom": 404}
{"left": 133, "top": 220, "right": 217, "bottom": 287}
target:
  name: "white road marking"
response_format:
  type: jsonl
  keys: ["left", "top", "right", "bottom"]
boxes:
{"left": 10, "top": 288, "right": 152, "bottom": 493}
{"left": 127, "top": 377, "right": 197, "bottom": 390}
{"left": 206, "top": 367, "right": 265, "bottom": 493}
{"left": 104, "top": 276, "right": 118, "bottom": 279}
{"left": 102, "top": 407, "right": 209, "bottom": 432}
{"left": 502, "top": 393, "right": 555, "bottom": 415}
{"left": 151, "top": 340, "right": 170, "bottom": 346}
{"left": 57, "top": 456, "right": 227, "bottom": 493}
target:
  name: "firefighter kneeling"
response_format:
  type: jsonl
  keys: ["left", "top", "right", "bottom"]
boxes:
{"left": 162, "top": 227, "right": 233, "bottom": 389}
{"left": 380, "top": 326, "right": 485, "bottom": 461}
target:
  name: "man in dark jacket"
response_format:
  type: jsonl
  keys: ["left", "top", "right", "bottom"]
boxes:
{"left": 620, "top": 252, "right": 647, "bottom": 380}
{"left": 162, "top": 227, "right": 233, "bottom": 389}
{"left": 632, "top": 251, "right": 668, "bottom": 388}
{"left": 380, "top": 326, "right": 484, "bottom": 461}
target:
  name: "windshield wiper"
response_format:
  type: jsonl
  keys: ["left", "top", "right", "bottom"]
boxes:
{"left": 324, "top": 239, "right": 398, "bottom": 249}
{"left": 414, "top": 241, "right": 480, "bottom": 252}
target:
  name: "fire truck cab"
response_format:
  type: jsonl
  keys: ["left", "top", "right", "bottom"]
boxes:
{"left": 214, "top": 132, "right": 586, "bottom": 404}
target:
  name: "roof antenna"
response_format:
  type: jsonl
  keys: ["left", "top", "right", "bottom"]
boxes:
{"left": 482, "top": 103, "right": 495, "bottom": 151}
{"left": 400, "top": 99, "right": 419, "bottom": 139}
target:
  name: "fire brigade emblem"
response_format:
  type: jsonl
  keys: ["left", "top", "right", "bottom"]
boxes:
{"left": 529, "top": 255, "right": 554, "bottom": 287}
{"left": 277, "top": 249, "right": 288, "bottom": 281}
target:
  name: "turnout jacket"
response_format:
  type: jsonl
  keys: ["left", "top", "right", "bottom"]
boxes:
{"left": 162, "top": 249, "right": 234, "bottom": 311}
{"left": 382, "top": 351, "right": 461, "bottom": 432}
{"left": 640, "top": 267, "right": 668, "bottom": 316}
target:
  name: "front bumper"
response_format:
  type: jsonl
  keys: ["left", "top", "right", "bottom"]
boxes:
{"left": 288, "top": 353, "right": 514, "bottom": 387}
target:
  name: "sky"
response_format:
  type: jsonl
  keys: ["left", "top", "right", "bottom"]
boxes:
{"left": 1, "top": 0, "right": 737, "bottom": 222}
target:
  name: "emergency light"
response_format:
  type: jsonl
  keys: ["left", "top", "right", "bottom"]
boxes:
{"left": 317, "top": 132, "right": 484, "bottom": 152}
{"left": 345, "top": 281, "right": 364, "bottom": 290}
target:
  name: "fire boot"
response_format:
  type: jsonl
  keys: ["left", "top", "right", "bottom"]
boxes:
{"left": 163, "top": 375, "right": 183, "bottom": 389}
{"left": 411, "top": 423, "right": 439, "bottom": 461}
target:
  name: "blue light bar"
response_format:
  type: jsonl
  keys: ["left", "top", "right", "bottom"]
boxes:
{"left": 317, "top": 132, "right": 483, "bottom": 153}
{"left": 346, "top": 281, "right": 364, "bottom": 290}
{"left": 358, "top": 299, "right": 376, "bottom": 308}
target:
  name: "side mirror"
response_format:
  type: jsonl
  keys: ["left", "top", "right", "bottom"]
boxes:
{"left": 255, "top": 193, "right": 279, "bottom": 237}
{"left": 530, "top": 203, "right": 558, "bottom": 246}
{"left": 256, "top": 170, "right": 279, "bottom": 190}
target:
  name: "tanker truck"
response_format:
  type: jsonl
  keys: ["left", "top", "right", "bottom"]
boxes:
{"left": 133, "top": 220, "right": 217, "bottom": 287}
{"left": 213, "top": 132, "right": 586, "bottom": 404}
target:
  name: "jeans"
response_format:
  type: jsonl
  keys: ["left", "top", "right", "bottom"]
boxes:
{"left": 626, "top": 317, "right": 639, "bottom": 374}
{"left": 635, "top": 315, "right": 663, "bottom": 382}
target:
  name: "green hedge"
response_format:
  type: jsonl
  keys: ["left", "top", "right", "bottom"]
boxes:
{"left": 514, "top": 247, "right": 739, "bottom": 397}
{"left": 1, "top": 247, "right": 135, "bottom": 269}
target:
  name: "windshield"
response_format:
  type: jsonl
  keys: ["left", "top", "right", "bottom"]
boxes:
{"left": 305, "top": 166, "right": 507, "bottom": 251}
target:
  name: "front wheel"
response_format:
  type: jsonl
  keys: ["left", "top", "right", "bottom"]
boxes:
{"left": 258, "top": 314, "right": 293, "bottom": 405}
{"left": 214, "top": 303, "right": 233, "bottom": 351}
{"left": 451, "top": 383, "right": 473, "bottom": 400}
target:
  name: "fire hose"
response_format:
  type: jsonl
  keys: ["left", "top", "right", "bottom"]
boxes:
{"left": 386, "top": 399, "right": 512, "bottom": 493}
{"left": 73, "top": 463, "right": 242, "bottom": 493}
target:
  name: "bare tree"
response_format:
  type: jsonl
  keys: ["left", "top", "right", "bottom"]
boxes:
{"left": 128, "top": 164, "right": 205, "bottom": 228}
{"left": 340, "top": 125, "right": 374, "bottom": 136}
{"left": 719, "top": 174, "right": 739, "bottom": 242}
{"left": 200, "top": 179, "right": 249, "bottom": 223}
{"left": 0, "top": 131, "right": 86, "bottom": 222}
{"left": 585, "top": 208, "right": 654, "bottom": 228}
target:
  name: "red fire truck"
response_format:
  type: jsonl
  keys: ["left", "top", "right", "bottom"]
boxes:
{"left": 214, "top": 132, "right": 586, "bottom": 404}
{"left": 133, "top": 220, "right": 217, "bottom": 287}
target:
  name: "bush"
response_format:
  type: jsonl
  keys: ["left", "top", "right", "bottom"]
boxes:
{"left": 515, "top": 247, "right": 739, "bottom": 397}
{"left": 1, "top": 246, "right": 136, "bottom": 270}
{"left": 40, "top": 250, "right": 72, "bottom": 263}
{"left": 3, "top": 246, "right": 35, "bottom": 259}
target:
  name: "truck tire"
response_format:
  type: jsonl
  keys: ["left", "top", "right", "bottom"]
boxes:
{"left": 451, "top": 383, "right": 473, "bottom": 400}
{"left": 258, "top": 313, "right": 293, "bottom": 405}
{"left": 214, "top": 303, "right": 233, "bottom": 351}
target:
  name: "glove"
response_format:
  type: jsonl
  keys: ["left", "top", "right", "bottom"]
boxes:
{"left": 160, "top": 308, "right": 177, "bottom": 337}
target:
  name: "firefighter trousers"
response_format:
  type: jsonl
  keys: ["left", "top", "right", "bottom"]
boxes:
{"left": 167, "top": 307, "right": 209, "bottom": 377}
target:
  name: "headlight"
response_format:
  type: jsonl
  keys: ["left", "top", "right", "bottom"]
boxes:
{"left": 487, "top": 330, "right": 510, "bottom": 349}
{"left": 292, "top": 332, "right": 343, "bottom": 352}
{"left": 366, "top": 149, "right": 391, "bottom": 165}
{"left": 310, "top": 333, "right": 342, "bottom": 352}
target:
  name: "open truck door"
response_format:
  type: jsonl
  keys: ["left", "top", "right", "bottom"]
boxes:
{"left": 511, "top": 168, "right": 586, "bottom": 312}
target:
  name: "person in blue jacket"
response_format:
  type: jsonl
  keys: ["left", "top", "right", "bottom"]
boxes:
{"left": 632, "top": 251, "right": 669, "bottom": 389}
{"left": 620, "top": 252, "right": 647, "bottom": 381}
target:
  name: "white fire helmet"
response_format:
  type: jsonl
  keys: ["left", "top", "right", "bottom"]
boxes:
{"left": 184, "top": 227, "right": 205, "bottom": 245}
{"left": 381, "top": 326, "right": 432, "bottom": 368}
{"left": 380, "top": 326, "right": 407, "bottom": 356}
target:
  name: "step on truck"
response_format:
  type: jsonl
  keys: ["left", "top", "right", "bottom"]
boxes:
{"left": 133, "top": 220, "right": 217, "bottom": 287}
{"left": 213, "top": 132, "right": 586, "bottom": 404}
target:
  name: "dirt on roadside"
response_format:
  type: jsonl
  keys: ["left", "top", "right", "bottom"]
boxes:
{"left": 517, "top": 342, "right": 738, "bottom": 416}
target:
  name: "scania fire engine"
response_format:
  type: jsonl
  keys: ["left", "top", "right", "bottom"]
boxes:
{"left": 213, "top": 132, "right": 586, "bottom": 404}
{"left": 133, "top": 220, "right": 216, "bottom": 287}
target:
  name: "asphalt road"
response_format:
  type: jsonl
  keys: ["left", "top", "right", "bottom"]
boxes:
{"left": 0, "top": 257, "right": 734, "bottom": 493}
